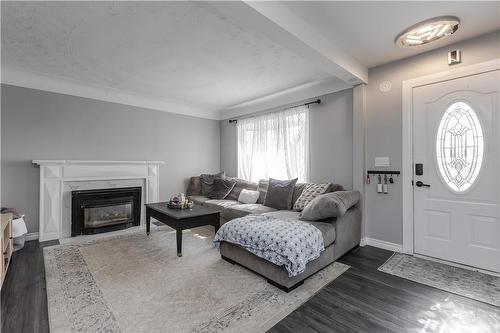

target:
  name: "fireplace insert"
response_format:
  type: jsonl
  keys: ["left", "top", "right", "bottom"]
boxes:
{"left": 71, "top": 187, "right": 141, "bottom": 236}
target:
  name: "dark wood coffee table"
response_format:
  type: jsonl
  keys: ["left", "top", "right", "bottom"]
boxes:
{"left": 145, "top": 202, "right": 220, "bottom": 257}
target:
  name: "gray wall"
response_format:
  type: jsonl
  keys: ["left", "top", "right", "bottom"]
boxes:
{"left": 1, "top": 84, "right": 221, "bottom": 233}
{"left": 220, "top": 89, "right": 354, "bottom": 188}
{"left": 365, "top": 31, "right": 500, "bottom": 245}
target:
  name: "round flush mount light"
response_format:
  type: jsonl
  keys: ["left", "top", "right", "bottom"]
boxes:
{"left": 396, "top": 16, "right": 460, "bottom": 47}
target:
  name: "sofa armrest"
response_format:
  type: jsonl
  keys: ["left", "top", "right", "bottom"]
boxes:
{"left": 332, "top": 207, "right": 361, "bottom": 260}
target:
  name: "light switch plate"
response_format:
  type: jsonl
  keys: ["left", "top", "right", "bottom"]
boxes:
{"left": 374, "top": 157, "right": 390, "bottom": 167}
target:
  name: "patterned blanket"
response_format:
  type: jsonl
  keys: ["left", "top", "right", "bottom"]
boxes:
{"left": 213, "top": 215, "right": 324, "bottom": 277}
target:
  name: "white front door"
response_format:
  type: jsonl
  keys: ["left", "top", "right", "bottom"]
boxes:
{"left": 413, "top": 69, "right": 500, "bottom": 273}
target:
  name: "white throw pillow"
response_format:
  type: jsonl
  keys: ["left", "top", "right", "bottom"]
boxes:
{"left": 238, "top": 189, "right": 260, "bottom": 204}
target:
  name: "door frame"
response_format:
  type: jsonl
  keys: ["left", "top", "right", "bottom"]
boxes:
{"left": 401, "top": 58, "right": 500, "bottom": 254}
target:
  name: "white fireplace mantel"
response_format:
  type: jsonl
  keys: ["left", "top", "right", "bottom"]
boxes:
{"left": 33, "top": 160, "right": 164, "bottom": 241}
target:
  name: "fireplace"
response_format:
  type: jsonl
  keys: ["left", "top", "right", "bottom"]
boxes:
{"left": 71, "top": 187, "right": 141, "bottom": 236}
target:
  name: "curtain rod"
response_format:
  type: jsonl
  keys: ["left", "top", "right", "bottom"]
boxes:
{"left": 228, "top": 99, "right": 320, "bottom": 124}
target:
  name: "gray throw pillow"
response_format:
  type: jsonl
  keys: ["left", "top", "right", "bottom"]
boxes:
{"left": 186, "top": 176, "right": 202, "bottom": 196}
{"left": 200, "top": 172, "right": 225, "bottom": 196}
{"left": 291, "top": 183, "right": 307, "bottom": 206}
{"left": 208, "top": 178, "right": 237, "bottom": 199}
{"left": 300, "top": 191, "right": 360, "bottom": 221}
{"left": 257, "top": 179, "right": 269, "bottom": 204}
{"left": 331, "top": 184, "right": 345, "bottom": 192}
{"left": 224, "top": 177, "right": 258, "bottom": 201}
{"left": 263, "top": 178, "right": 298, "bottom": 210}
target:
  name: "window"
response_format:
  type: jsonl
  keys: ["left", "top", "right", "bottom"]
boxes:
{"left": 436, "top": 101, "right": 484, "bottom": 192}
{"left": 237, "top": 105, "right": 309, "bottom": 183}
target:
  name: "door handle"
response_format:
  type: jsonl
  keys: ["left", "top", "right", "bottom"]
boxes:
{"left": 415, "top": 181, "right": 431, "bottom": 188}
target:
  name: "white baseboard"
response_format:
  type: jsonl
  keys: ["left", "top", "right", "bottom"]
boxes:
{"left": 26, "top": 232, "right": 404, "bottom": 251}
{"left": 360, "top": 237, "right": 403, "bottom": 253}
{"left": 25, "top": 232, "right": 39, "bottom": 241}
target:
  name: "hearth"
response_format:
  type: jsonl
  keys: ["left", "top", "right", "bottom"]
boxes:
{"left": 71, "top": 187, "right": 141, "bottom": 236}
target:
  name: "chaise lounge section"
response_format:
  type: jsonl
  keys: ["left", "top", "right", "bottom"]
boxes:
{"left": 187, "top": 175, "right": 361, "bottom": 291}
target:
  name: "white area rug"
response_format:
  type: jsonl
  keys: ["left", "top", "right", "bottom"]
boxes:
{"left": 44, "top": 226, "right": 349, "bottom": 333}
{"left": 379, "top": 253, "right": 500, "bottom": 307}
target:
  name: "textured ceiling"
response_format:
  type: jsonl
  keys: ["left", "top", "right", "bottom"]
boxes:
{"left": 2, "top": 1, "right": 499, "bottom": 119}
{"left": 283, "top": 1, "right": 500, "bottom": 68}
{"left": 1, "top": 1, "right": 330, "bottom": 115}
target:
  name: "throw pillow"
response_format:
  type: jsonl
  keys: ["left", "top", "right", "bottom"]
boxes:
{"left": 186, "top": 176, "right": 202, "bottom": 196}
{"left": 225, "top": 177, "right": 258, "bottom": 201}
{"left": 263, "top": 178, "right": 298, "bottom": 210}
{"left": 300, "top": 191, "right": 360, "bottom": 221}
{"left": 331, "top": 184, "right": 345, "bottom": 192}
{"left": 238, "top": 189, "right": 260, "bottom": 204}
{"left": 208, "top": 178, "right": 237, "bottom": 199}
{"left": 257, "top": 179, "right": 269, "bottom": 204}
{"left": 291, "top": 183, "right": 308, "bottom": 207}
{"left": 200, "top": 171, "right": 225, "bottom": 196}
{"left": 293, "top": 183, "right": 332, "bottom": 211}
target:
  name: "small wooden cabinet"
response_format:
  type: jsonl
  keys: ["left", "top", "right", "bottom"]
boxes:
{"left": 1, "top": 213, "right": 13, "bottom": 288}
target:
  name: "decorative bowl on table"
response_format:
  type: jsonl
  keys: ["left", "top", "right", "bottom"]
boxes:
{"left": 167, "top": 201, "right": 183, "bottom": 209}
{"left": 167, "top": 198, "right": 194, "bottom": 209}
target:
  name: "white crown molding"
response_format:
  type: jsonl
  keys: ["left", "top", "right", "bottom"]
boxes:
{"left": 2, "top": 67, "right": 352, "bottom": 121}
{"left": 32, "top": 160, "right": 165, "bottom": 166}
{"left": 1, "top": 67, "right": 221, "bottom": 120}
{"left": 219, "top": 77, "right": 351, "bottom": 120}
{"left": 3, "top": 66, "right": 352, "bottom": 121}
{"left": 360, "top": 237, "right": 403, "bottom": 253}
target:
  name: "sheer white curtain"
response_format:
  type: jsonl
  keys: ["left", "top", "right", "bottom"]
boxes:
{"left": 237, "top": 105, "right": 309, "bottom": 183}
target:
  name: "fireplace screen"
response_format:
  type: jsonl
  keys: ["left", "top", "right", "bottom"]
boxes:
{"left": 72, "top": 187, "right": 141, "bottom": 236}
{"left": 84, "top": 202, "right": 133, "bottom": 229}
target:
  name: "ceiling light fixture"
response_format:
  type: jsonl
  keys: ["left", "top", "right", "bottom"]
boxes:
{"left": 395, "top": 16, "right": 460, "bottom": 47}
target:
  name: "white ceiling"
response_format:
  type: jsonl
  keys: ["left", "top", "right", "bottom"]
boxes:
{"left": 282, "top": 1, "right": 500, "bottom": 68}
{"left": 1, "top": 1, "right": 333, "bottom": 118}
{"left": 2, "top": 1, "right": 499, "bottom": 119}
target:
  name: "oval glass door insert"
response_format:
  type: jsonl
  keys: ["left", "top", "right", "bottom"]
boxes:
{"left": 436, "top": 102, "right": 484, "bottom": 192}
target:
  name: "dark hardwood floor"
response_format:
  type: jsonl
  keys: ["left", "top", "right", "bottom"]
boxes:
{"left": 270, "top": 246, "right": 500, "bottom": 333}
{"left": 2, "top": 242, "right": 499, "bottom": 332}
{"left": 1, "top": 240, "right": 57, "bottom": 333}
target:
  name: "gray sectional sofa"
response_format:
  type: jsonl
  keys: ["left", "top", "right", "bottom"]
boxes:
{"left": 187, "top": 176, "right": 361, "bottom": 291}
